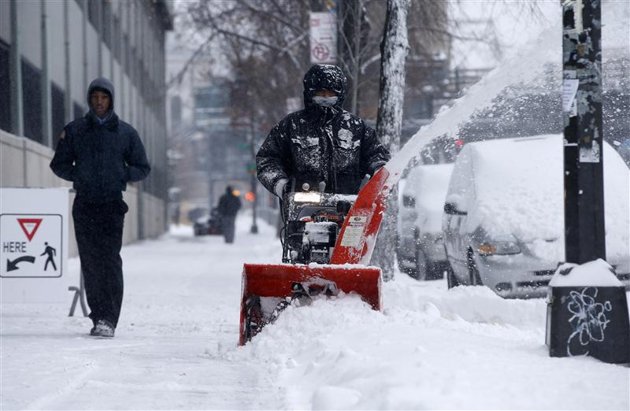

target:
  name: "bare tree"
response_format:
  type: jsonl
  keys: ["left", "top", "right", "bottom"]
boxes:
{"left": 370, "top": 0, "right": 410, "bottom": 280}
{"left": 185, "top": 0, "right": 312, "bottom": 132}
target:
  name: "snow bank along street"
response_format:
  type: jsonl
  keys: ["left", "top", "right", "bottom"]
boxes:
{"left": 2, "top": 213, "right": 628, "bottom": 410}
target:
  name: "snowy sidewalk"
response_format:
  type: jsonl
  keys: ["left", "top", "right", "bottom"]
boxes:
{"left": 2, "top": 212, "right": 629, "bottom": 410}
{"left": 2, "top": 214, "right": 285, "bottom": 410}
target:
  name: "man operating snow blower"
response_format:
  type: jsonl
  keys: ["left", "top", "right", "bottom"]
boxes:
{"left": 257, "top": 64, "right": 390, "bottom": 264}
{"left": 238, "top": 65, "right": 390, "bottom": 343}
{"left": 257, "top": 64, "right": 390, "bottom": 199}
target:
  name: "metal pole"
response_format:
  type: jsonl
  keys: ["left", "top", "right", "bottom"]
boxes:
{"left": 63, "top": 0, "right": 73, "bottom": 124}
{"left": 250, "top": 123, "right": 258, "bottom": 234}
{"left": 40, "top": 0, "right": 52, "bottom": 147}
{"left": 96, "top": 0, "right": 103, "bottom": 77}
{"left": 547, "top": 0, "right": 629, "bottom": 366}
{"left": 562, "top": 0, "right": 605, "bottom": 264}
{"left": 82, "top": 0, "right": 88, "bottom": 107}
{"left": 9, "top": 0, "right": 24, "bottom": 137}
{"left": 250, "top": 171, "right": 258, "bottom": 234}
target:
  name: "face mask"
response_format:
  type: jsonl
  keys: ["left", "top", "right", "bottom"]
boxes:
{"left": 313, "top": 95, "right": 338, "bottom": 107}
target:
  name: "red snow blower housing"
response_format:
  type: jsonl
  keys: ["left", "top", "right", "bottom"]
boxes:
{"left": 239, "top": 168, "right": 390, "bottom": 345}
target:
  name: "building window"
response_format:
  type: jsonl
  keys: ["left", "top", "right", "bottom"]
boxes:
{"left": 102, "top": 1, "right": 112, "bottom": 48}
{"left": 87, "top": 0, "right": 99, "bottom": 30}
{"left": 21, "top": 59, "right": 43, "bottom": 144}
{"left": 113, "top": 17, "right": 121, "bottom": 62}
{"left": 123, "top": 34, "right": 129, "bottom": 76}
{"left": 0, "top": 41, "right": 11, "bottom": 133}
{"left": 51, "top": 82, "right": 65, "bottom": 148}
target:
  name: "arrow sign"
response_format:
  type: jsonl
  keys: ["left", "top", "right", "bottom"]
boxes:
{"left": 7, "top": 255, "right": 36, "bottom": 272}
{"left": 17, "top": 218, "right": 42, "bottom": 241}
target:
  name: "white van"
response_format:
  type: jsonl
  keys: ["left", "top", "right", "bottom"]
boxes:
{"left": 442, "top": 134, "right": 630, "bottom": 298}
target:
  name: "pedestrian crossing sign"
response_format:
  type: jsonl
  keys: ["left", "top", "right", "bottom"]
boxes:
{"left": 1, "top": 214, "right": 63, "bottom": 278}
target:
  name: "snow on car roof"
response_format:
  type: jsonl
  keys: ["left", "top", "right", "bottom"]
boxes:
{"left": 453, "top": 134, "right": 629, "bottom": 259}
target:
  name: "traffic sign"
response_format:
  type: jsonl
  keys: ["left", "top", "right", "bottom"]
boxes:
{"left": 1, "top": 214, "right": 63, "bottom": 278}
{"left": 310, "top": 12, "right": 337, "bottom": 64}
{"left": 0, "top": 188, "right": 70, "bottom": 303}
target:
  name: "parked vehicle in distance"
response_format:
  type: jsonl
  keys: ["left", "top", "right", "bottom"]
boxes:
{"left": 193, "top": 207, "right": 223, "bottom": 236}
{"left": 398, "top": 163, "right": 454, "bottom": 280}
{"left": 442, "top": 134, "right": 630, "bottom": 298}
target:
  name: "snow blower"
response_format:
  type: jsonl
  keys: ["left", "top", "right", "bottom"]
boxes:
{"left": 239, "top": 168, "right": 391, "bottom": 345}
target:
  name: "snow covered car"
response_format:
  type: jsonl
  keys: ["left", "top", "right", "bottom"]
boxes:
{"left": 397, "top": 163, "right": 454, "bottom": 280}
{"left": 442, "top": 134, "right": 630, "bottom": 298}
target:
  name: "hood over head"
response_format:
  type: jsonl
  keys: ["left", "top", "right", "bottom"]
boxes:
{"left": 87, "top": 77, "right": 115, "bottom": 111}
{"left": 303, "top": 64, "right": 346, "bottom": 110}
{"left": 226, "top": 186, "right": 234, "bottom": 194}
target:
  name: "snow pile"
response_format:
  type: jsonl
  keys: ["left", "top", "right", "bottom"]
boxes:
{"left": 239, "top": 272, "right": 628, "bottom": 410}
{"left": 550, "top": 259, "right": 624, "bottom": 287}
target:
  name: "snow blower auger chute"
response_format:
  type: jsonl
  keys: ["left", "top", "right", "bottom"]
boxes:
{"left": 239, "top": 168, "right": 392, "bottom": 345}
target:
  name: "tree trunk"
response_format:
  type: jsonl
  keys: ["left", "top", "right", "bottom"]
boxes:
{"left": 371, "top": 0, "right": 409, "bottom": 281}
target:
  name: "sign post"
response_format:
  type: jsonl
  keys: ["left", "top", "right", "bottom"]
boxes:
{"left": 1, "top": 188, "right": 70, "bottom": 303}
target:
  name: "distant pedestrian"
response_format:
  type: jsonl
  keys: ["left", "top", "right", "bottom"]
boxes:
{"left": 217, "top": 186, "right": 241, "bottom": 243}
{"left": 50, "top": 77, "right": 150, "bottom": 338}
{"left": 41, "top": 242, "right": 57, "bottom": 271}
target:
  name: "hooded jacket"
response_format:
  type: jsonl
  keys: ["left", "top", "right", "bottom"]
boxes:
{"left": 256, "top": 64, "right": 390, "bottom": 195}
{"left": 217, "top": 186, "right": 242, "bottom": 217}
{"left": 50, "top": 77, "right": 150, "bottom": 202}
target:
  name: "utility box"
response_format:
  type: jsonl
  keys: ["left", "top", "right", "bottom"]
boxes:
{"left": 546, "top": 260, "right": 630, "bottom": 364}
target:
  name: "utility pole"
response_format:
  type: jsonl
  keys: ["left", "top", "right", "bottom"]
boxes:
{"left": 562, "top": 0, "right": 605, "bottom": 264}
{"left": 249, "top": 117, "right": 259, "bottom": 234}
{"left": 546, "top": 0, "right": 629, "bottom": 365}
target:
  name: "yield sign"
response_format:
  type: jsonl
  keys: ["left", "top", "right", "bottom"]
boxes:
{"left": 17, "top": 218, "right": 42, "bottom": 241}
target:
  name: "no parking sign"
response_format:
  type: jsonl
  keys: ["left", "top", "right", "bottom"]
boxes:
{"left": 0, "top": 188, "right": 70, "bottom": 302}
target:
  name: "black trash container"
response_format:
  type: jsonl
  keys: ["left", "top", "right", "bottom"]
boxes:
{"left": 546, "top": 285, "right": 630, "bottom": 364}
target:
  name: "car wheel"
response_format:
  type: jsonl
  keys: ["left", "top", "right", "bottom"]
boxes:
{"left": 414, "top": 247, "right": 429, "bottom": 281}
{"left": 446, "top": 267, "right": 460, "bottom": 289}
{"left": 429, "top": 261, "right": 448, "bottom": 280}
{"left": 467, "top": 249, "right": 483, "bottom": 286}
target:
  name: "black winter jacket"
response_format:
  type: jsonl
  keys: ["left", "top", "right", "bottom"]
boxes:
{"left": 50, "top": 112, "right": 150, "bottom": 203}
{"left": 218, "top": 193, "right": 242, "bottom": 217}
{"left": 256, "top": 64, "right": 390, "bottom": 195}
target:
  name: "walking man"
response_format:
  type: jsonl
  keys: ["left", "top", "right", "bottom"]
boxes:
{"left": 50, "top": 77, "right": 150, "bottom": 338}
{"left": 217, "top": 186, "right": 242, "bottom": 243}
{"left": 41, "top": 242, "right": 57, "bottom": 271}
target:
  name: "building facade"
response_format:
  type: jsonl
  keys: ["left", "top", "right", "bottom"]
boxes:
{"left": 0, "top": 0, "right": 172, "bottom": 248}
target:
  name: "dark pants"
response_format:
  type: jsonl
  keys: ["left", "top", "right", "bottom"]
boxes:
{"left": 73, "top": 197, "right": 128, "bottom": 328}
{"left": 222, "top": 215, "right": 236, "bottom": 243}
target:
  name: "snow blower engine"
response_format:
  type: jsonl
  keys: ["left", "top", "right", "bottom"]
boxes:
{"left": 280, "top": 182, "right": 355, "bottom": 265}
